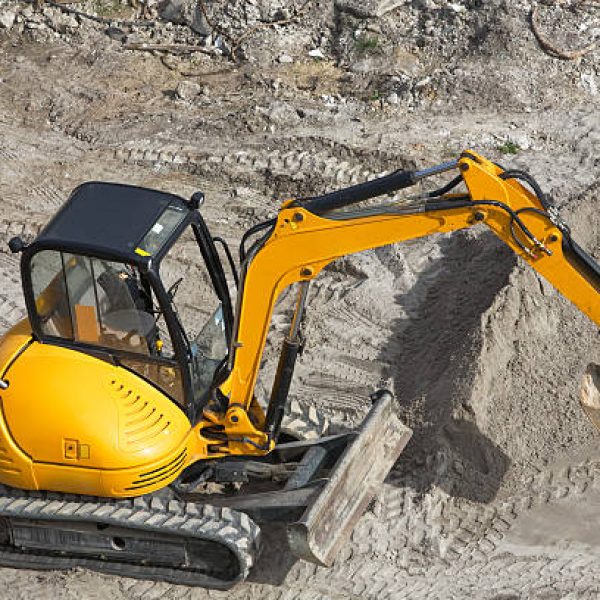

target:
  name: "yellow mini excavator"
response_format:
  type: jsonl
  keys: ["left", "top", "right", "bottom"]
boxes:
{"left": 0, "top": 151, "right": 598, "bottom": 588}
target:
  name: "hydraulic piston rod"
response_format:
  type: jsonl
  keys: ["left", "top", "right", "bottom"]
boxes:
{"left": 265, "top": 281, "right": 311, "bottom": 440}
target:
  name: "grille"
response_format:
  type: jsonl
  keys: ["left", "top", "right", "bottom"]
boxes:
{"left": 111, "top": 379, "right": 172, "bottom": 451}
{"left": 124, "top": 448, "right": 187, "bottom": 491}
{"left": 0, "top": 442, "right": 20, "bottom": 475}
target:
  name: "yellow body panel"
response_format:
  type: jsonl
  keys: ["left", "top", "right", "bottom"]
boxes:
{"left": 0, "top": 319, "right": 31, "bottom": 372}
{"left": 0, "top": 328, "right": 198, "bottom": 496}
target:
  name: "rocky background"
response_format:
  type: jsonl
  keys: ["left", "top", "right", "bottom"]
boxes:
{"left": 0, "top": 0, "right": 599, "bottom": 597}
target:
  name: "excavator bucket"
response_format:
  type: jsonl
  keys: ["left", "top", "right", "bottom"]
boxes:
{"left": 580, "top": 364, "right": 600, "bottom": 432}
{"left": 287, "top": 391, "right": 412, "bottom": 566}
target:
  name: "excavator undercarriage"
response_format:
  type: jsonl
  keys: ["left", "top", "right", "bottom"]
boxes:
{"left": 0, "top": 488, "right": 258, "bottom": 588}
{"left": 0, "top": 392, "right": 409, "bottom": 588}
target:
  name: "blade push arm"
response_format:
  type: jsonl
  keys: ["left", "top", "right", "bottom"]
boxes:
{"left": 213, "top": 151, "right": 600, "bottom": 447}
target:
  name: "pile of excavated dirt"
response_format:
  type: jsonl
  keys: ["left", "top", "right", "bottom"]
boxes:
{"left": 0, "top": 0, "right": 599, "bottom": 597}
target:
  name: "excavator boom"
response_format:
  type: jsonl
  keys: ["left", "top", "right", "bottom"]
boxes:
{"left": 219, "top": 151, "right": 600, "bottom": 421}
{"left": 197, "top": 150, "right": 600, "bottom": 569}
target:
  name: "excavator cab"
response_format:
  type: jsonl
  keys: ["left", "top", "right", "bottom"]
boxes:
{"left": 18, "top": 182, "right": 234, "bottom": 417}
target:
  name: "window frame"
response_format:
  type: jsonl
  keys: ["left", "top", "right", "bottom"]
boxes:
{"left": 21, "top": 208, "right": 234, "bottom": 419}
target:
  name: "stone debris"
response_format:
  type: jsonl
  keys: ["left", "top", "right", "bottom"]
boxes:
{"left": 386, "top": 91, "right": 399, "bottom": 104}
{"left": 158, "top": 0, "right": 209, "bottom": 35}
{"left": 0, "top": 7, "right": 16, "bottom": 29}
{"left": 175, "top": 79, "right": 202, "bottom": 100}
{"left": 335, "top": 0, "right": 406, "bottom": 18}
{"left": 308, "top": 48, "right": 325, "bottom": 59}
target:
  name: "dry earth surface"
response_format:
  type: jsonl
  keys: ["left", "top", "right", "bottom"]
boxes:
{"left": 0, "top": 0, "right": 599, "bottom": 597}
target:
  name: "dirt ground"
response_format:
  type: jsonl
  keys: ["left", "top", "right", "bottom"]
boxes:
{"left": 0, "top": 0, "right": 599, "bottom": 597}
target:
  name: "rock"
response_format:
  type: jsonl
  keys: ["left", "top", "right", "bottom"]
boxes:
{"left": 190, "top": 5, "right": 210, "bottom": 35}
{"left": 61, "top": 14, "right": 79, "bottom": 29}
{"left": 349, "top": 57, "right": 376, "bottom": 74}
{"left": 24, "top": 14, "right": 45, "bottom": 30}
{"left": 335, "top": 0, "right": 405, "bottom": 18}
{"left": 507, "top": 132, "right": 531, "bottom": 151}
{"left": 387, "top": 92, "right": 399, "bottom": 104}
{"left": 414, "top": 0, "right": 437, "bottom": 9}
{"left": 175, "top": 80, "right": 202, "bottom": 101}
{"left": 0, "top": 8, "right": 16, "bottom": 29}
{"left": 158, "top": 0, "right": 210, "bottom": 35}
{"left": 105, "top": 26, "right": 127, "bottom": 42}
{"left": 278, "top": 54, "right": 293, "bottom": 64}
{"left": 447, "top": 1, "right": 466, "bottom": 12}
{"left": 46, "top": 11, "right": 79, "bottom": 34}
{"left": 274, "top": 7, "right": 292, "bottom": 20}
{"left": 256, "top": 101, "right": 300, "bottom": 125}
{"left": 581, "top": 72, "right": 598, "bottom": 96}
{"left": 124, "top": 32, "right": 145, "bottom": 44}
{"left": 308, "top": 48, "right": 325, "bottom": 59}
{"left": 158, "top": 0, "right": 187, "bottom": 23}
{"left": 377, "top": 0, "right": 406, "bottom": 13}
{"left": 453, "top": 460, "right": 465, "bottom": 475}
{"left": 365, "top": 22, "right": 382, "bottom": 34}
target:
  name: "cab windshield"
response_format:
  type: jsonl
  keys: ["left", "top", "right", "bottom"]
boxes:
{"left": 159, "top": 224, "right": 229, "bottom": 403}
{"left": 190, "top": 305, "right": 228, "bottom": 399}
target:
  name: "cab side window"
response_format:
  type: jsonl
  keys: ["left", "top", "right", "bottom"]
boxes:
{"left": 30, "top": 250, "right": 186, "bottom": 406}
{"left": 31, "top": 250, "right": 154, "bottom": 354}
{"left": 30, "top": 250, "right": 74, "bottom": 339}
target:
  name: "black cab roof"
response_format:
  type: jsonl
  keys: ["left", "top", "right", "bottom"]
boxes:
{"left": 31, "top": 182, "right": 191, "bottom": 262}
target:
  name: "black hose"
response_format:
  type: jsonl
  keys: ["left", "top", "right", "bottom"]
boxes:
{"left": 213, "top": 236, "right": 239, "bottom": 288}
{"left": 468, "top": 200, "right": 542, "bottom": 246}
{"left": 424, "top": 197, "right": 546, "bottom": 252}
{"left": 243, "top": 225, "right": 275, "bottom": 266}
{"left": 515, "top": 206, "right": 548, "bottom": 219}
{"left": 239, "top": 218, "right": 277, "bottom": 264}
{"left": 426, "top": 175, "right": 464, "bottom": 198}
{"left": 500, "top": 169, "right": 551, "bottom": 210}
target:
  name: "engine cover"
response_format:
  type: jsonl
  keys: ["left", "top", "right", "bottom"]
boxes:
{"left": 0, "top": 322, "right": 193, "bottom": 497}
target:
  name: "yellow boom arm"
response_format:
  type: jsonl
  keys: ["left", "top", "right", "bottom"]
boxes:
{"left": 206, "top": 151, "right": 600, "bottom": 452}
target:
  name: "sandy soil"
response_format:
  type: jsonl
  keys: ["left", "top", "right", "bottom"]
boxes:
{"left": 0, "top": 0, "right": 599, "bottom": 597}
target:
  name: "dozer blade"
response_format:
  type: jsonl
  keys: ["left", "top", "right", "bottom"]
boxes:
{"left": 287, "top": 390, "right": 412, "bottom": 566}
{"left": 580, "top": 363, "right": 600, "bottom": 432}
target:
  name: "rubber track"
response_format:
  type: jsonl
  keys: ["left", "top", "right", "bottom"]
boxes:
{"left": 0, "top": 484, "right": 260, "bottom": 590}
